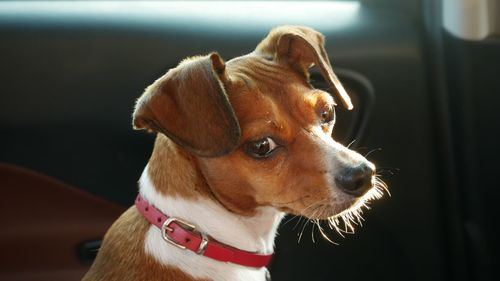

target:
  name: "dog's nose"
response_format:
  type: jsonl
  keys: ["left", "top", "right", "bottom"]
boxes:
{"left": 335, "top": 162, "right": 375, "bottom": 196}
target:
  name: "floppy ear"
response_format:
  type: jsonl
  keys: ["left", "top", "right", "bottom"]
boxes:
{"left": 133, "top": 53, "right": 241, "bottom": 157}
{"left": 255, "top": 25, "right": 353, "bottom": 110}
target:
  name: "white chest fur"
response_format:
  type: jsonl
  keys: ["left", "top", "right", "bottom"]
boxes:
{"left": 139, "top": 166, "right": 284, "bottom": 281}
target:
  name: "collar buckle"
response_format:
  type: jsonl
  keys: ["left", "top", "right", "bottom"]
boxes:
{"left": 161, "top": 217, "right": 209, "bottom": 254}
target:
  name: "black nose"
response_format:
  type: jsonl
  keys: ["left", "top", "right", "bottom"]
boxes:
{"left": 335, "top": 163, "right": 375, "bottom": 196}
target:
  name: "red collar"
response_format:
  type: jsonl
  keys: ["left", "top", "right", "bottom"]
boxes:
{"left": 135, "top": 194, "right": 273, "bottom": 268}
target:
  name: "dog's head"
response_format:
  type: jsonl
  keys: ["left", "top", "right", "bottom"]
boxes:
{"left": 133, "top": 26, "right": 385, "bottom": 230}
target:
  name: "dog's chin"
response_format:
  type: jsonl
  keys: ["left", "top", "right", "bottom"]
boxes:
{"left": 276, "top": 177, "right": 388, "bottom": 220}
{"left": 300, "top": 196, "right": 362, "bottom": 221}
{"left": 294, "top": 180, "right": 388, "bottom": 240}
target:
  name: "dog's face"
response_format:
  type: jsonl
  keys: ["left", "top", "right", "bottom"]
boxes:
{"left": 197, "top": 54, "right": 376, "bottom": 219}
{"left": 133, "top": 26, "right": 384, "bottom": 224}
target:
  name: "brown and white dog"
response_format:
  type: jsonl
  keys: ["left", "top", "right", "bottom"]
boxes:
{"left": 83, "top": 25, "right": 386, "bottom": 281}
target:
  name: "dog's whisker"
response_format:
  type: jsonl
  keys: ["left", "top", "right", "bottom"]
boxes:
{"left": 281, "top": 214, "right": 300, "bottom": 227}
{"left": 291, "top": 200, "right": 324, "bottom": 234}
{"left": 376, "top": 169, "right": 396, "bottom": 175}
{"left": 310, "top": 220, "right": 314, "bottom": 243}
{"left": 292, "top": 215, "right": 305, "bottom": 231}
{"left": 273, "top": 195, "right": 311, "bottom": 206}
{"left": 342, "top": 214, "right": 356, "bottom": 234}
{"left": 374, "top": 176, "right": 391, "bottom": 197}
{"left": 376, "top": 167, "right": 400, "bottom": 172}
{"left": 364, "top": 147, "right": 382, "bottom": 158}
{"left": 315, "top": 220, "right": 322, "bottom": 243}
{"left": 347, "top": 139, "right": 356, "bottom": 149}
{"left": 297, "top": 219, "right": 310, "bottom": 243}
{"left": 310, "top": 212, "right": 319, "bottom": 243}
{"left": 353, "top": 208, "right": 364, "bottom": 226}
{"left": 295, "top": 199, "right": 333, "bottom": 243}
{"left": 338, "top": 213, "right": 353, "bottom": 234}
{"left": 327, "top": 216, "right": 345, "bottom": 237}
{"left": 317, "top": 220, "right": 339, "bottom": 245}
{"left": 298, "top": 199, "right": 323, "bottom": 214}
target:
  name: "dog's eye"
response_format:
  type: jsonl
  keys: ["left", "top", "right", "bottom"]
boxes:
{"left": 245, "top": 137, "right": 278, "bottom": 158}
{"left": 320, "top": 106, "right": 335, "bottom": 124}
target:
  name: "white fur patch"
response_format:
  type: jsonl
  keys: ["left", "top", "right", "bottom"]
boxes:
{"left": 312, "top": 125, "right": 371, "bottom": 178}
{"left": 140, "top": 165, "right": 284, "bottom": 281}
{"left": 307, "top": 124, "right": 376, "bottom": 208}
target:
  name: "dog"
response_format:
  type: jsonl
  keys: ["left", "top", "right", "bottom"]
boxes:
{"left": 83, "top": 25, "right": 386, "bottom": 281}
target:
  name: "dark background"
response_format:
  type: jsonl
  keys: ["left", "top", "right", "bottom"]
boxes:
{"left": 1, "top": 0, "right": 499, "bottom": 280}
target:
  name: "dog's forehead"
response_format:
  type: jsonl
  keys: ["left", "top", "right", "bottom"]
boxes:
{"left": 223, "top": 54, "right": 334, "bottom": 134}
{"left": 226, "top": 54, "right": 303, "bottom": 87}
{"left": 225, "top": 55, "right": 300, "bottom": 107}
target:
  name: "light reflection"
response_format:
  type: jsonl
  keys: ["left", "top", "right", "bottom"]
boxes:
{"left": 0, "top": 1, "right": 361, "bottom": 32}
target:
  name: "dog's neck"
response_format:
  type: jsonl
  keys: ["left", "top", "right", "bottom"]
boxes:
{"left": 139, "top": 136, "right": 284, "bottom": 280}
{"left": 139, "top": 168, "right": 283, "bottom": 253}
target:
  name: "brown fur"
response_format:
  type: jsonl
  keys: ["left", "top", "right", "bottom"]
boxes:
{"left": 85, "top": 26, "right": 368, "bottom": 280}
{"left": 196, "top": 55, "right": 347, "bottom": 217}
{"left": 144, "top": 55, "right": 345, "bottom": 217}
{"left": 147, "top": 134, "right": 214, "bottom": 200}
{"left": 255, "top": 25, "right": 353, "bottom": 109}
{"left": 133, "top": 54, "right": 241, "bottom": 157}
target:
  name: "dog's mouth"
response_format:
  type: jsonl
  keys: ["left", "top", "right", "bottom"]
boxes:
{"left": 297, "top": 175, "right": 389, "bottom": 243}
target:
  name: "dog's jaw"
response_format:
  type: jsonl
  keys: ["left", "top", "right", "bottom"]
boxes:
{"left": 140, "top": 165, "right": 284, "bottom": 281}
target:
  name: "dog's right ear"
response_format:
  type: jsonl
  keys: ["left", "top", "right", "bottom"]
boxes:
{"left": 255, "top": 25, "right": 353, "bottom": 110}
{"left": 133, "top": 53, "right": 241, "bottom": 157}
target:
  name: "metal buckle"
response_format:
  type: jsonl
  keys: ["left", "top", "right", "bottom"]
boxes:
{"left": 197, "top": 232, "right": 209, "bottom": 255}
{"left": 161, "top": 217, "right": 209, "bottom": 254}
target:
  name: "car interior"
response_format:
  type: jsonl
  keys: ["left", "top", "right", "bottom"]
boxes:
{"left": 1, "top": 0, "right": 498, "bottom": 280}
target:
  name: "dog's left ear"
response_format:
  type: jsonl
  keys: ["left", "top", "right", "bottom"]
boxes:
{"left": 255, "top": 25, "right": 353, "bottom": 110}
{"left": 133, "top": 53, "right": 241, "bottom": 157}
